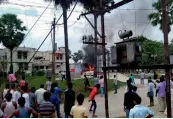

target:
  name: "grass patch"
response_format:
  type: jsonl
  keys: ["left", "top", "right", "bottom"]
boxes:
{"left": 0, "top": 76, "right": 126, "bottom": 98}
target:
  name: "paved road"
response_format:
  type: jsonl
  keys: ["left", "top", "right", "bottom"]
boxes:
{"left": 59, "top": 73, "right": 167, "bottom": 118}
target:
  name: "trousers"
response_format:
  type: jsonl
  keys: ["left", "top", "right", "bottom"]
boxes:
{"left": 158, "top": 97, "right": 166, "bottom": 111}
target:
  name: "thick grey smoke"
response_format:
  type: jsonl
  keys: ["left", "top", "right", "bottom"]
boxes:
{"left": 85, "top": 0, "right": 159, "bottom": 45}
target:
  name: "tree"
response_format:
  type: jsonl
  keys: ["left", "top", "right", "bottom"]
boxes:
{"left": 148, "top": 0, "right": 173, "bottom": 33}
{"left": 0, "top": 14, "right": 27, "bottom": 73}
{"left": 137, "top": 35, "right": 173, "bottom": 65}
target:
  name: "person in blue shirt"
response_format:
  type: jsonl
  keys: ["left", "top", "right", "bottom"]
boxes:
{"left": 49, "top": 87, "right": 61, "bottom": 118}
{"left": 129, "top": 74, "right": 135, "bottom": 87}
{"left": 129, "top": 94, "right": 154, "bottom": 118}
{"left": 51, "top": 82, "right": 62, "bottom": 117}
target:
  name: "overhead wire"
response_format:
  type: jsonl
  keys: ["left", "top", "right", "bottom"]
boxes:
{"left": 26, "top": 1, "right": 79, "bottom": 65}
{"left": 26, "top": 13, "right": 63, "bottom": 65}
{"left": 6, "top": 1, "right": 52, "bottom": 62}
{"left": 142, "top": 0, "right": 154, "bottom": 35}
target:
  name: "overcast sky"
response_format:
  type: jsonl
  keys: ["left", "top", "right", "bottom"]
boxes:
{"left": 0, "top": 0, "right": 173, "bottom": 54}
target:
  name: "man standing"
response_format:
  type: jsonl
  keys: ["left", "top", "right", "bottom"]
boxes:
{"left": 84, "top": 74, "right": 90, "bottom": 92}
{"left": 38, "top": 92, "right": 55, "bottom": 118}
{"left": 156, "top": 75, "right": 166, "bottom": 112}
{"left": 114, "top": 74, "right": 118, "bottom": 94}
{"left": 35, "top": 84, "right": 46, "bottom": 106}
{"left": 140, "top": 71, "right": 145, "bottom": 85}
{"left": 124, "top": 80, "right": 136, "bottom": 118}
{"left": 129, "top": 94, "right": 154, "bottom": 118}
{"left": 64, "top": 83, "right": 75, "bottom": 118}
{"left": 99, "top": 76, "right": 104, "bottom": 97}
{"left": 46, "top": 68, "right": 52, "bottom": 81}
{"left": 70, "top": 93, "right": 88, "bottom": 118}
{"left": 21, "top": 86, "right": 30, "bottom": 108}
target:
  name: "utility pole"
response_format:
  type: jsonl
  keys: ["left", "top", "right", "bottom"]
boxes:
{"left": 100, "top": 0, "right": 109, "bottom": 117}
{"left": 52, "top": 16, "right": 56, "bottom": 81}
{"left": 162, "top": 0, "right": 171, "bottom": 117}
{"left": 94, "top": 11, "right": 98, "bottom": 77}
{"left": 63, "top": 0, "right": 71, "bottom": 83}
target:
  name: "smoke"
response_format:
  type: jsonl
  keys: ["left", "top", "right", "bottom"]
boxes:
{"left": 86, "top": 0, "right": 159, "bottom": 45}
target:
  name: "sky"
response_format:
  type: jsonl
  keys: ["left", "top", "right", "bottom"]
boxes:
{"left": 0, "top": 0, "right": 173, "bottom": 54}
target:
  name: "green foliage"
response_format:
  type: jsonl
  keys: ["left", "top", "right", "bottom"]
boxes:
{"left": 148, "top": 0, "right": 173, "bottom": 33}
{"left": 138, "top": 35, "right": 173, "bottom": 65}
{"left": 36, "top": 70, "right": 45, "bottom": 76}
{"left": 0, "top": 14, "right": 27, "bottom": 50}
{"left": 44, "top": 0, "right": 77, "bottom": 8}
{"left": 79, "top": 0, "right": 114, "bottom": 11}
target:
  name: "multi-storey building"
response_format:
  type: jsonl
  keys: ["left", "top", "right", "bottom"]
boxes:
{"left": 0, "top": 47, "right": 66, "bottom": 74}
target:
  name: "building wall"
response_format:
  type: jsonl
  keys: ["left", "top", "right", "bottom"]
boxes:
{"left": 0, "top": 47, "right": 66, "bottom": 74}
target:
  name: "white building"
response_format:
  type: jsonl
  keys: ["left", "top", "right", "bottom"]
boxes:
{"left": 33, "top": 47, "right": 66, "bottom": 73}
{"left": 0, "top": 47, "right": 66, "bottom": 74}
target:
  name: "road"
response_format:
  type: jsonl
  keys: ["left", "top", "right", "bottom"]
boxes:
{"left": 59, "top": 73, "right": 167, "bottom": 118}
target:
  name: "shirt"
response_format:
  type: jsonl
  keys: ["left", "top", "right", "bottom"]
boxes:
{"left": 10, "top": 90, "right": 15, "bottom": 101}
{"left": 157, "top": 81, "right": 166, "bottom": 97}
{"left": 114, "top": 77, "right": 117, "bottom": 85}
{"left": 129, "top": 105, "right": 154, "bottom": 118}
{"left": 46, "top": 81, "right": 52, "bottom": 91}
{"left": 140, "top": 72, "right": 145, "bottom": 79}
{"left": 99, "top": 79, "right": 104, "bottom": 87}
{"left": 124, "top": 90, "right": 136, "bottom": 110}
{"left": 38, "top": 101, "right": 55, "bottom": 118}
{"left": 14, "top": 91, "right": 21, "bottom": 104}
{"left": 94, "top": 77, "right": 99, "bottom": 85}
{"left": 35, "top": 88, "right": 46, "bottom": 104}
{"left": 19, "top": 80, "right": 26, "bottom": 87}
{"left": 29, "top": 92, "right": 36, "bottom": 108}
{"left": 89, "top": 87, "right": 98, "bottom": 101}
{"left": 8, "top": 74, "right": 16, "bottom": 82}
{"left": 148, "top": 82, "right": 154, "bottom": 92}
{"left": 64, "top": 89, "right": 75, "bottom": 115}
{"left": 70, "top": 105, "right": 88, "bottom": 118}
{"left": 49, "top": 94, "right": 59, "bottom": 105}
{"left": 22, "top": 93, "right": 30, "bottom": 107}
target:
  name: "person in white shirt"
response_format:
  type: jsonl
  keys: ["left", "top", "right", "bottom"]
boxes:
{"left": 3, "top": 84, "right": 10, "bottom": 100}
{"left": 70, "top": 93, "right": 88, "bottom": 118}
{"left": 140, "top": 71, "right": 145, "bottom": 85}
{"left": 21, "top": 86, "right": 30, "bottom": 107}
{"left": 114, "top": 75, "right": 118, "bottom": 94}
{"left": 164, "top": 88, "right": 173, "bottom": 117}
{"left": 10, "top": 84, "right": 15, "bottom": 101}
{"left": 13, "top": 86, "right": 21, "bottom": 105}
{"left": 35, "top": 84, "right": 46, "bottom": 105}
{"left": 99, "top": 76, "right": 104, "bottom": 97}
{"left": 46, "top": 78, "right": 52, "bottom": 92}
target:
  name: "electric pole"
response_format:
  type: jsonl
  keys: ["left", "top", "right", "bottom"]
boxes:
{"left": 100, "top": 0, "right": 109, "bottom": 117}
{"left": 63, "top": 0, "right": 71, "bottom": 84}
{"left": 94, "top": 10, "right": 98, "bottom": 77}
{"left": 52, "top": 16, "right": 56, "bottom": 81}
{"left": 162, "top": 0, "right": 171, "bottom": 117}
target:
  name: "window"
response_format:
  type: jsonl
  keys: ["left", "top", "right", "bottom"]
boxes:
{"left": 59, "top": 54, "right": 63, "bottom": 60}
{"left": 18, "top": 52, "right": 22, "bottom": 59}
{"left": 23, "top": 52, "right": 28, "bottom": 59}
{"left": 56, "top": 56, "right": 59, "bottom": 60}
{"left": 56, "top": 65, "right": 60, "bottom": 68}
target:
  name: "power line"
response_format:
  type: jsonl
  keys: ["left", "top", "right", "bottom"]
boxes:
{"left": 6, "top": 1, "right": 52, "bottom": 62}
{"left": 27, "top": 13, "right": 63, "bottom": 65}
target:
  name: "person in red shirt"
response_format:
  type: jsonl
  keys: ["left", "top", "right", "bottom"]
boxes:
{"left": 19, "top": 75, "right": 26, "bottom": 88}
{"left": 88, "top": 84, "right": 100, "bottom": 118}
